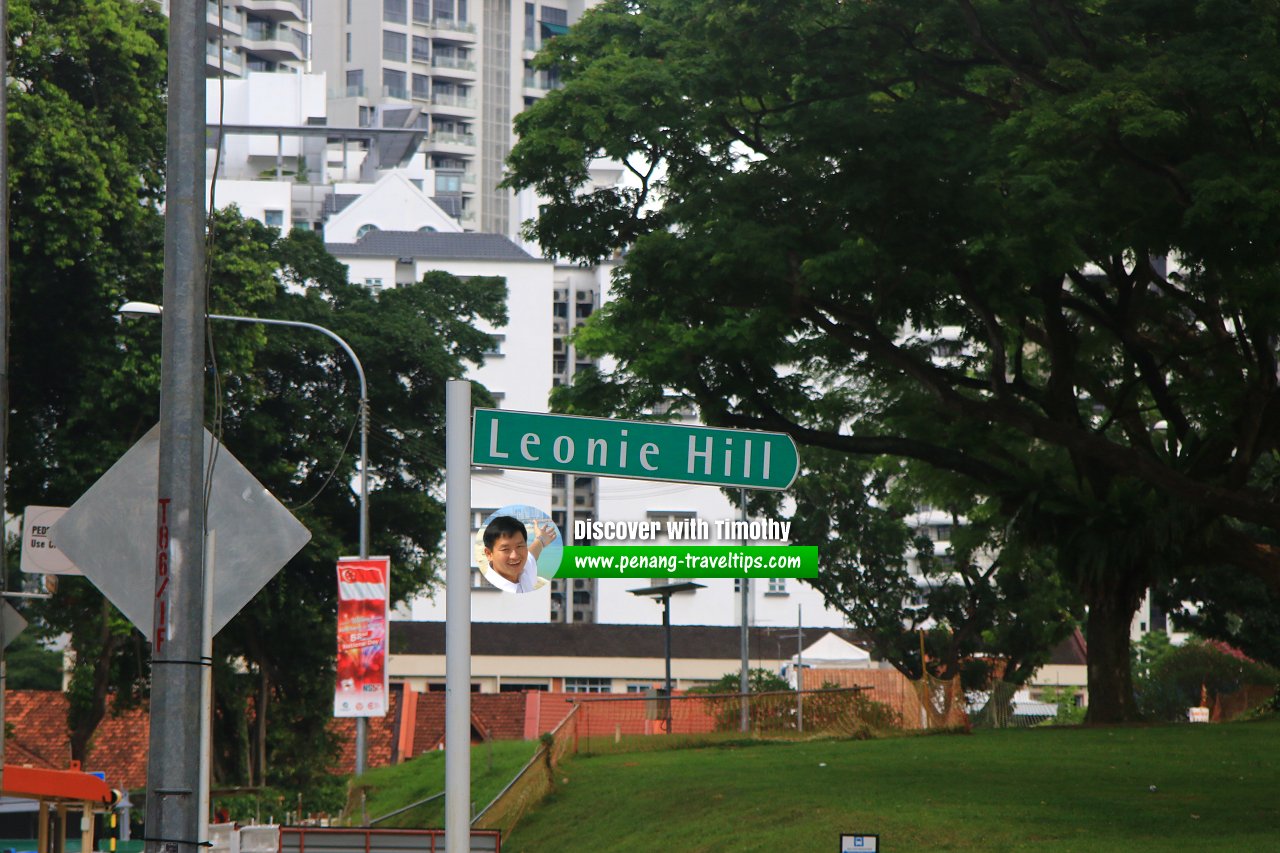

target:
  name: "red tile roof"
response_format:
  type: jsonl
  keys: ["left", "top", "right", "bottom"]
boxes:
{"left": 4, "top": 690, "right": 149, "bottom": 789}
{"left": 330, "top": 685, "right": 401, "bottom": 774}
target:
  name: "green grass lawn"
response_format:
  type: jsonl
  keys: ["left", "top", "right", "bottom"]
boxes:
{"left": 504, "top": 720, "right": 1280, "bottom": 852}
{"left": 346, "top": 738, "right": 538, "bottom": 828}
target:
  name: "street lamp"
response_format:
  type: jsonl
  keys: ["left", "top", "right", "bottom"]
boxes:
{"left": 118, "top": 300, "right": 373, "bottom": 772}
{"left": 628, "top": 582, "right": 705, "bottom": 733}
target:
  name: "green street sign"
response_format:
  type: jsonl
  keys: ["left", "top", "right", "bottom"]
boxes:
{"left": 471, "top": 409, "right": 799, "bottom": 490}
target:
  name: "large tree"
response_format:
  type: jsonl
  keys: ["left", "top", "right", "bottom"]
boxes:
{"left": 505, "top": 0, "right": 1280, "bottom": 720}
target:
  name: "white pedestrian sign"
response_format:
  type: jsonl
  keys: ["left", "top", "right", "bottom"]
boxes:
{"left": 20, "top": 505, "right": 79, "bottom": 575}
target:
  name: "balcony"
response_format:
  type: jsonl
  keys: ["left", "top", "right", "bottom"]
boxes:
{"left": 428, "top": 18, "right": 477, "bottom": 39}
{"left": 207, "top": 2, "right": 244, "bottom": 35}
{"left": 428, "top": 131, "right": 476, "bottom": 148}
{"left": 328, "top": 84, "right": 368, "bottom": 99}
{"left": 383, "top": 85, "right": 411, "bottom": 101}
{"left": 206, "top": 42, "right": 244, "bottom": 76}
{"left": 239, "top": 0, "right": 308, "bottom": 23}
{"left": 429, "top": 93, "right": 476, "bottom": 114}
{"left": 243, "top": 21, "right": 308, "bottom": 62}
{"left": 430, "top": 55, "right": 477, "bottom": 77}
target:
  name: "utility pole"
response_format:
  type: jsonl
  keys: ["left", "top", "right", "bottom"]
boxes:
{"left": 0, "top": 0, "right": 10, "bottom": 799}
{"left": 145, "top": 4, "right": 208, "bottom": 853}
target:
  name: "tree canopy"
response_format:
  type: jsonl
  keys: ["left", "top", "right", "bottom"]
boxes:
{"left": 505, "top": 0, "right": 1280, "bottom": 720}
{"left": 5, "top": 0, "right": 508, "bottom": 794}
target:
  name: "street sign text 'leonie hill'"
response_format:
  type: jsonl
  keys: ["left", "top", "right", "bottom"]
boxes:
{"left": 471, "top": 409, "right": 799, "bottom": 490}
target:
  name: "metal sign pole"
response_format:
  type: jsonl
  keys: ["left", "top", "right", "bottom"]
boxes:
{"left": 739, "top": 489, "right": 749, "bottom": 733}
{"left": 146, "top": 0, "right": 208, "bottom": 851}
{"left": 444, "top": 380, "right": 471, "bottom": 853}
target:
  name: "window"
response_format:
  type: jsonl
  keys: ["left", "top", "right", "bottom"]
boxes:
{"left": 346, "top": 69, "right": 364, "bottom": 94}
{"left": 540, "top": 7, "right": 569, "bottom": 42}
{"left": 263, "top": 209, "right": 284, "bottom": 228}
{"left": 485, "top": 334, "right": 505, "bottom": 357}
{"left": 384, "top": 0, "right": 407, "bottom": 23}
{"left": 626, "top": 684, "right": 654, "bottom": 694}
{"left": 383, "top": 30, "right": 407, "bottom": 61}
{"left": 524, "top": 2, "right": 536, "bottom": 48}
{"left": 356, "top": 223, "right": 380, "bottom": 239}
{"left": 435, "top": 0, "right": 456, "bottom": 19}
{"left": 346, "top": 0, "right": 352, "bottom": 24}
{"left": 413, "top": 35, "right": 431, "bottom": 62}
{"left": 767, "top": 578, "right": 787, "bottom": 595}
{"left": 564, "top": 677, "right": 610, "bottom": 694}
{"left": 383, "top": 69, "right": 407, "bottom": 99}
{"left": 364, "top": 277, "right": 385, "bottom": 290}
{"left": 412, "top": 73, "right": 431, "bottom": 98}
{"left": 345, "top": 32, "right": 351, "bottom": 62}
{"left": 413, "top": 0, "right": 431, "bottom": 23}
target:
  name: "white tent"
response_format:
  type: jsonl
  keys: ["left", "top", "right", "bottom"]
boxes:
{"left": 782, "top": 631, "right": 874, "bottom": 686}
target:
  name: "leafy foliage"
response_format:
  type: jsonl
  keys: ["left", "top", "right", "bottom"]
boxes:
{"left": 1134, "top": 641, "right": 1280, "bottom": 723}
{"left": 507, "top": 0, "right": 1280, "bottom": 721}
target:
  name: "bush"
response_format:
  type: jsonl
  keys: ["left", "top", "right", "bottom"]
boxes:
{"left": 1134, "top": 641, "right": 1280, "bottom": 722}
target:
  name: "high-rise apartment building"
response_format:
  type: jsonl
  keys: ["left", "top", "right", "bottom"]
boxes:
{"left": 312, "top": 1, "right": 594, "bottom": 238}
{"left": 170, "top": 1, "right": 314, "bottom": 77}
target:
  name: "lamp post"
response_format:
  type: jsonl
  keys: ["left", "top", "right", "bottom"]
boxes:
{"left": 118, "top": 300, "right": 373, "bottom": 774}
{"left": 628, "top": 582, "right": 705, "bottom": 733}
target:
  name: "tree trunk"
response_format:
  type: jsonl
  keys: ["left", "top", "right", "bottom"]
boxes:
{"left": 1083, "top": 577, "right": 1144, "bottom": 723}
{"left": 256, "top": 668, "right": 268, "bottom": 785}
{"left": 68, "top": 600, "right": 116, "bottom": 761}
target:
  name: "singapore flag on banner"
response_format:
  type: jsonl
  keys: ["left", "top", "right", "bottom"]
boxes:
{"left": 334, "top": 556, "right": 390, "bottom": 718}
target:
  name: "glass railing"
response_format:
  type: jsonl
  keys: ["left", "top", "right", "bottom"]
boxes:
{"left": 206, "top": 42, "right": 243, "bottom": 70}
{"left": 430, "top": 93, "right": 476, "bottom": 109}
{"left": 245, "top": 22, "right": 309, "bottom": 57}
{"left": 328, "top": 85, "right": 367, "bottom": 99}
{"left": 383, "top": 85, "right": 411, "bottom": 100}
{"left": 431, "top": 55, "right": 476, "bottom": 71}
{"left": 207, "top": 2, "right": 243, "bottom": 27}
{"left": 243, "top": 0, "right": 306, "bottom": 17}
{"left": 429, "top": 131, "right": 476, "bottom": 146}
{"left": 432, "top": 18, "right": 476, "bottom": 34}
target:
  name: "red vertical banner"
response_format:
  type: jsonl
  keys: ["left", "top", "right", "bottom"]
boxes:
{"left": 334, "top": 556, "right": 390, "bottom": 718}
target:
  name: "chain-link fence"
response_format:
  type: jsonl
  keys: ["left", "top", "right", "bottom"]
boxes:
{"left": 471, "top": 703, "right": 579, "bottom": 839}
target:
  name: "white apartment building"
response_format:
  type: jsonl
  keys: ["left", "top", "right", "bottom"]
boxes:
{"left": 312, "top": 0, "right": 597, "bottom": 238}
{"left": 160, "top": 1, "right": 314, "bottom": 77}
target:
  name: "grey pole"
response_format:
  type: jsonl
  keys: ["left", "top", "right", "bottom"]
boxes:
{"left": 796, "top": 604, "right": 803, "bottom": 734}
{"left": 146, "top": 3, "right": 208, "bottom": 853}
{"left": 662, "top": 595, "right": 672, "bottom": 733}
{"left": 739, "top": 489, "right": 749, "bottom": 733}
{"left": 444, "top": 380, "right": 471, "bottom": 853}
{"left": 0, "top": 0, "right": 10, "bottom": 798}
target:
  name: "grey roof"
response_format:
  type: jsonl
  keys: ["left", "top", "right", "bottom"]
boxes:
{"left": 391, "top": 621, "right": 872, "bottom": 661}
{"left": 326, "top": 230, "right": 540, "bottom": 262}
{"left": 323, "top": 193, "right": 360, "bottom": 216}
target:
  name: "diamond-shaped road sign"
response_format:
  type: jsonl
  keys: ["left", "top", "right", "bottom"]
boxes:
{"left": 1, "top": 603, "right": 27, "bottom": 648}
{"left": 51, "top": 424, "right": 311, "bottom": 642}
